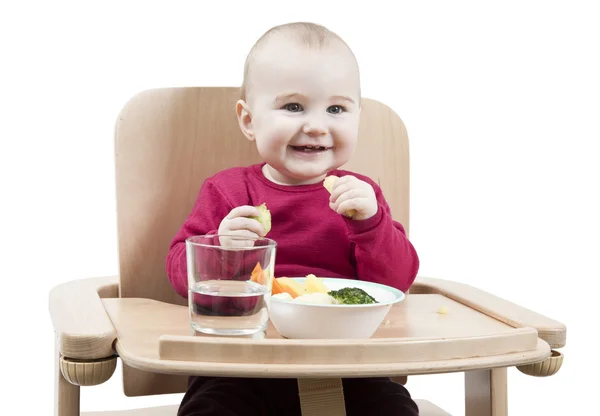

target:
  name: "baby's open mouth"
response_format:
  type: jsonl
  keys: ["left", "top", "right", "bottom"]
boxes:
{"left": 290, "top": 145, "right": 331, "bottom": 152}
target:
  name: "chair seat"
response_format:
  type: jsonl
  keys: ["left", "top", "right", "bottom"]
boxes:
{"left": 82, "top": 399, "right": 451, "bottom": 415}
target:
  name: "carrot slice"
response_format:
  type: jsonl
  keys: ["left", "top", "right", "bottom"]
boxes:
{"left": 250, "top": 262, "right": 263, "bottom": 284}
{"left": 258, "top": 267, "right": 269, "bottom": 286}
{"left": 272, "top": 277, "right": 286, "bottom": 295}
{"left": 273, "top": 277, "right": 301, "bottom": 298}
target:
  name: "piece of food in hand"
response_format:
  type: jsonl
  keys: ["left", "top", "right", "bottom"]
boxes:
{"left": 323, "top": 175, "right": 356, "bottom": 218}
{"left": 248, "top": 203, "right": 271, "bottom": 235}
{"left": 275, "top": 277, "right": 306, "bottom": 298}
{"left": 304, "top": 274, "right": 330, "bottom": 294}
{"left": 323, "top": 175, "right": 338, "bottom": 193}
{"left": 294, "top": 292, "right": 339, "bottom": 305}
{"left": 328, "top": 287, "right": 378, "bottom": 304}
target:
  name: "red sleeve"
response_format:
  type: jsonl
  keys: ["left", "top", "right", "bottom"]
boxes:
{"left": 344, "top": 182, "right": 419, "bottom": 293}
{"left": 165, "top": 179, "right": 234, "bottom": 298}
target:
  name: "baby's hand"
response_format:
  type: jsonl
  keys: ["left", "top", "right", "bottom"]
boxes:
{"left": 328, "top": 176, "right": 378, "bottom": 220}
{"left": 218, "top": 206, "right": 266, "bottom": 247}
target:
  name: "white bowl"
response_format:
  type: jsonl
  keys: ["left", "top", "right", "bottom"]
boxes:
{"left": 267, "top": 277, "right": 405, "bottom": 339}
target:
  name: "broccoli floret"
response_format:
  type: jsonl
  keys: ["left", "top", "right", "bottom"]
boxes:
{"left": 329, "top": 287, "right": 378, "bottom": 304}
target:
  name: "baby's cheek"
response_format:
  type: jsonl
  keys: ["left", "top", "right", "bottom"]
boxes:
{"left": 255, "top": 134, "right": 286, "bottom": 160}
{"left": 334, "top": 139, "right": 357, "bottom": 161}
{"left": 334, "top": 124, "right": 358, "bottom": 143}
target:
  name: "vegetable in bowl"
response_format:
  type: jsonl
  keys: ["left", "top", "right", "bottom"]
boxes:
{"left": 267, "top": 275, "right": 405, "bottom": 339}
{"left": 270, "top": 274, "right": 380, "bottom": 305}
{"left": 329, "top": 287, "right": 377, "bottom": 305}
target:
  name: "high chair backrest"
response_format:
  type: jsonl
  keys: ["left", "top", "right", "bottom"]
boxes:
{"left": 114, "top": 87, "right": 411, "bottom": 396}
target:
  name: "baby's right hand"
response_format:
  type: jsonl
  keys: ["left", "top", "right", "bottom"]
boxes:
{"left": 217, "top": 206, "right": 266, "bottom": 247}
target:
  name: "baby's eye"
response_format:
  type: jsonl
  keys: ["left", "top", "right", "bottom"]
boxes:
{"left": 327, "top": 105, "right": 345, "bottom": 114}
{"left": 283, "top": 103, "right": 303, "bottom": 112}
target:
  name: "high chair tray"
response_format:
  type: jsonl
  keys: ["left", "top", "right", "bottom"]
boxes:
{"left": 102, "top": 293, "right": 550, "bottom": 378}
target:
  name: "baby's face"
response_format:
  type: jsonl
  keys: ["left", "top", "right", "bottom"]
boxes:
{"left": 238, "top": 38, "right": 361, "bottom": 185}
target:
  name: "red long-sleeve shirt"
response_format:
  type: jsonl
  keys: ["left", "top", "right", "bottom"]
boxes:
{"left": 166, "top": 163, "right": 419, "bottom": 298}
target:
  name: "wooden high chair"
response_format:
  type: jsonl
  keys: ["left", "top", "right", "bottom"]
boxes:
{"left": 49, "top": 87, "right": 566, "bottom": 416}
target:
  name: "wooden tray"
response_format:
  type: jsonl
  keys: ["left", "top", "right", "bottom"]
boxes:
{"left": 102, "top": 293, "right": 550, "bottom": 378}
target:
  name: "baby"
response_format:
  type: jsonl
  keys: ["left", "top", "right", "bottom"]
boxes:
{"left": 167, "top": 22, "right": 420, "bottom": 416}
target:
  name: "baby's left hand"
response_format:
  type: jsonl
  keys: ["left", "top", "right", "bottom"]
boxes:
{"left": 328, "top": 175, "right": 378, "bottom": 220}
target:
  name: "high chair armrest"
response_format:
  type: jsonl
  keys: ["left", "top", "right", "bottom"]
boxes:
{"left": 49, "top": 276, "right": 119, "bottom": 359}
{"left": 411, "top": 276, "right": 566, "bottom": 348}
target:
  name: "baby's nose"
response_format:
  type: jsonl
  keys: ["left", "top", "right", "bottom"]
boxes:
{"left": 302, "top": 117, "right": 328, "bottom": 136}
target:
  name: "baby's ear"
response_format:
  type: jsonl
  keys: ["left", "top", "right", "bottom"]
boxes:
{"left": 236, "top": 100, "right": 255, "bottom": 142}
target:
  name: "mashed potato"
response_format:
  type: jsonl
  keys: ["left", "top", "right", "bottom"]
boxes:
{"left": 272, "top": 293, "right": 293, "bottom": 301}
{"left": 272, "top": 292, "right": 339, "bottom": 305}
{"left": 292, "top": 292, "right": 339, "bottom": 305}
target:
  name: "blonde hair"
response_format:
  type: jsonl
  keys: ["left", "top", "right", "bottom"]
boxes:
{"left": 240, "top": 22, "right": 358, "bottom": 101}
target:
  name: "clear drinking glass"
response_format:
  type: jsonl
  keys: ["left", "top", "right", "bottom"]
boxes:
{"left": 186, "top": 235, "right": 277, "bottom": 336}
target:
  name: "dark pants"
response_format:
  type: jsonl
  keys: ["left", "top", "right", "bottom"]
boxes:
{"left": 178, "top": 376, "right": 419, "bottom": 416}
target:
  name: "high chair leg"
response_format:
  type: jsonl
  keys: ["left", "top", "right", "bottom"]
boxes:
{"left": 55, "top": 340, "right": 80, "bottom": 416}
{"left": 465, "top": 367, "right": 508, "bottom": 416}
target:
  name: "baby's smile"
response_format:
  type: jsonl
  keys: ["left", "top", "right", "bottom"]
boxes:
{"left": 289, "top": 144, "right": 332, "bottom": 153}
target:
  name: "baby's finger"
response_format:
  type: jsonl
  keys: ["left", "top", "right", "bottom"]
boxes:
{"left": 331, "top": 188, "right": 365, "bottom": 209}
{"left": 336, "top": 198, "right": 365, "bottom": 216}
{"left": 219, "top": 230, "right": 261, "bottom": 248}
{"left": 233, "top": 229, "right": 261, "bottom": 239}
{"left": 226, "top": 216, "right": 265, "bottom": 236}
{"left": 329, "top": 182, "right": 353, "bottom": 202}
{"left": 333, "top": 175, "right": 358, "bottom": 188}
{"left": 226, "top": 205, "right": 261, "bottom": 220}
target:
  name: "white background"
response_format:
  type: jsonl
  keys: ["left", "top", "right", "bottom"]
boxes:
{"left": 2, "top": 1, "right": 599, "bottom": 415}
